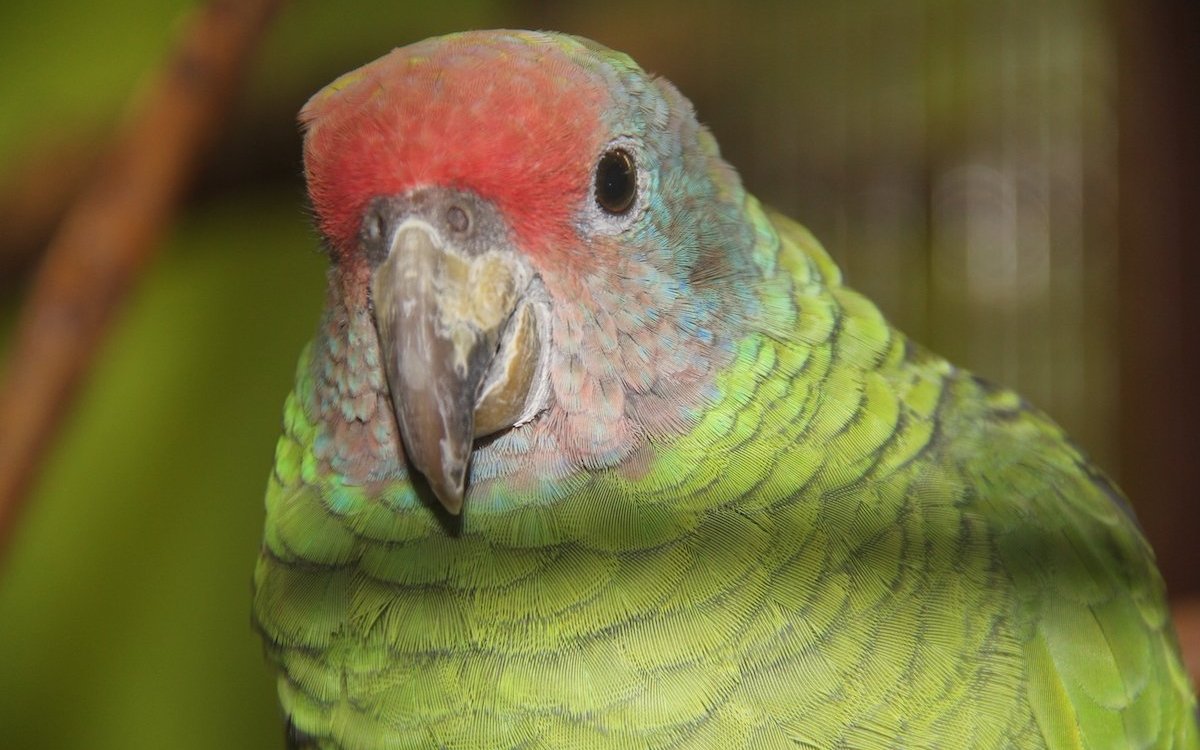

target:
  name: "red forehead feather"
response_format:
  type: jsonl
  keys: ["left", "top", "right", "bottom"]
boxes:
{"left": 302, "top": 34, "right": 609, "bottom": 254}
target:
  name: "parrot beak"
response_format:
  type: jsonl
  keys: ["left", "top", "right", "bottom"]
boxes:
{"left": 370, "top": 218, "right": 544, "bottom": 515}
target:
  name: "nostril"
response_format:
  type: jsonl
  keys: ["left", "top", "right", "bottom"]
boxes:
{"left": 364, "top": 207, "right": 386, "bottom": 244}
{"left": 446, "top": 204, "right": 471, "bottom": 234}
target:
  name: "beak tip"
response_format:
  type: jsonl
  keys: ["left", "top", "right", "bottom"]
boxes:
{"left": 438, "top": 487, "right": 465, "bottom": 516}
{"left": 425, "top": 464, "right": 467, "bottom": 516}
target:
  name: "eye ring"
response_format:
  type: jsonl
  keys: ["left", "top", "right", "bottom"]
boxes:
{"left": 594, "top": 148, "right": 637, "bottom": 214}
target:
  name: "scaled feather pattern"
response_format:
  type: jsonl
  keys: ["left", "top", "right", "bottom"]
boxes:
{"left": 254, "top": 30, "right": 1199, "bottom": 750}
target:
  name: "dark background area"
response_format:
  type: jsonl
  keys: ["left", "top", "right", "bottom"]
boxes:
{"left": 0, "top": 2, "right": 1196, "bottom": 747}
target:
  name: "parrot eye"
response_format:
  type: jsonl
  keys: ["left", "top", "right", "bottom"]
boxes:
{"left": 594, "top": 148, "right": 637, "bottom": 214}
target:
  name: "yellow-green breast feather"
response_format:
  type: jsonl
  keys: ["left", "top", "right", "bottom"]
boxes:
{"left": 254, "top": 30, "right": 1198, "bottom": 750}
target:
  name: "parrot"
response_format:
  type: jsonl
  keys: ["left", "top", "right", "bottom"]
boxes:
{"left": 252, "top": 29, "right": 1199, "bottom": 750}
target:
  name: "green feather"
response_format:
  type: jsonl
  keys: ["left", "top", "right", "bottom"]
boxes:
{"left": 254, "top": 30, "right": 1198, "bottom": 750}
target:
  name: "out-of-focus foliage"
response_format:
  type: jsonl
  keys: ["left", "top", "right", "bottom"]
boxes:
{"left": 0, "top": 195, "right": 325, "bottom": 748}
{"left": 0, "top": 0, "right": 191, "bottom": 174}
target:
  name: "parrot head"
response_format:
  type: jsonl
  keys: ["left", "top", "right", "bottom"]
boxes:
{"left": 301, "top": 30, "right": 757, "bottom": 514}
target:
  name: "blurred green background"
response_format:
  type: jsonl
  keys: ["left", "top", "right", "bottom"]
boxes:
{"left": 1, "top": 1, "right": 1196, "bottom": 748}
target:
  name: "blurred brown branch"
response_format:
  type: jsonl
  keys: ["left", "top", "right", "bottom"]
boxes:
{"left": 0, "top": 134, "right": 102, "bottom": 289}
{"left": 0, "top": 0, "right": 284, "bottom": 561}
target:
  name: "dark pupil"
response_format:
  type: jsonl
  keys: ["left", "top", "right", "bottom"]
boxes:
{"left": 595, "top": 149, "right": 636, "bottom": 214}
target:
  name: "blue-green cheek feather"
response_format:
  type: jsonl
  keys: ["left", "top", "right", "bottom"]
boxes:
{"left": 254, "top": 30, "right": 1198, "bottom": 750}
